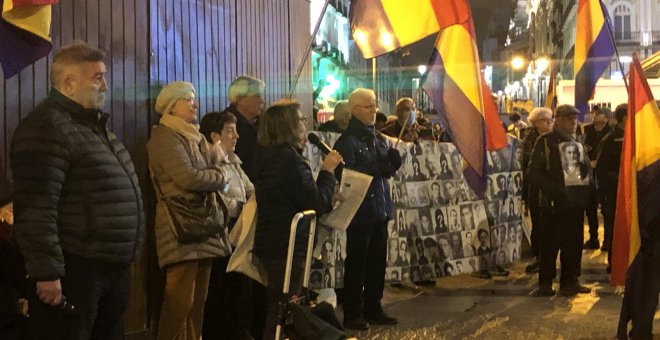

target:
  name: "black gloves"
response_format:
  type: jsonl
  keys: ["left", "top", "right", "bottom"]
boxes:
{"left": 387, "top": 148, "right": 402, "bottom": 170}
{"left": 377, "top": 148, "right": 402, "bottom": 178}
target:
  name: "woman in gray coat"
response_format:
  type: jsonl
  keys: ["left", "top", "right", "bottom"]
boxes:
{"left": 147, "top": 81, "right": 230, "bottom": 340}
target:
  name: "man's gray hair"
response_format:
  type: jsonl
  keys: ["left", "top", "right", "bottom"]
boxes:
{"left": 228, "top": 75, "right": 265, "bottom": 104}
{"left": 51, "top": 40, "right": 105, "bottom": 88}
{"left": 348, "top": 88, "right": 375, "bottom": 112}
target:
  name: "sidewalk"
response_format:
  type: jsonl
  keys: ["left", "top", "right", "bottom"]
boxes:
{"left": 341, "top": 227, "right": 659, "bottom": 339}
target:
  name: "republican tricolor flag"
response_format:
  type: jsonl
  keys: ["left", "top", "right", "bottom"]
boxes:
{"left": 574, "top": 0, "right": 615, "bottom": 120}
{"left": 350, "top": 0, "right": 507, "bottom": 198}
{"left": 611, "top": 53, "right": 660, "bottom": 338}
{"left": 0, "top": 0, "right": 58, "bottom": 79}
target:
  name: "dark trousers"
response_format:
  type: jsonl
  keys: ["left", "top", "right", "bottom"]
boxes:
{"left": 538, "top": 207, "right": 585, "bottom": 287}
{"left": 203, "top": 256, "right": 254, "bottom": 339}
{"left": 630, "top": 230, "right": 660, "bottom": 339}
{"left": 27, "top": 253, "right": 130, "bottom": 340}
{"left": 602, "top": 187, "right": 617, "bottom": 264}
{"left": 529, "top": 204, "right": 541, "bottom": 258}
{"left": 585, "top": 184, "right": 600, "bottom": 241}
{"left": 343, "top": 220, "right": 388, "bottom": 320}
{"left": 260, "top": 258, "right": 304, "bottom": 340}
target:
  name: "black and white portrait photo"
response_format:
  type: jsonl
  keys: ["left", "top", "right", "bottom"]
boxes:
{"left": 472, "top": 201, "right": 489, "bottom": 229}
{"left": 433, "top": 207, "right": 449, "bottom": 233}
{"left": 443, "top": 180, "right": 460, "bottom": 205}
{"left": 449, "top": 232, "right": 464, "bottom": 259}
{"left": 419, "top": 209, "right": 434, "bottom": 236}
{"left": 559, "top": 142, "right": 590, "bottom": 186}
{"left": 429, "top": 181, "right": 445, "bottom": 206}
{"left": 447, "top": 205, "right": 461, "bottom": 232}
{"left": 459, "top": 203, "right": 476, "bottom": 230}
{"left": 406, "top": 182, "right": 430, "bottom": 207}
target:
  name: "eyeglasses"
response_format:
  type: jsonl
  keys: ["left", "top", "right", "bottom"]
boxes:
{"left": 180, "top": 98, "right": 199, "bottom": 106}
{"left": 356, "top": 104, "right": 378, "bottom": 111}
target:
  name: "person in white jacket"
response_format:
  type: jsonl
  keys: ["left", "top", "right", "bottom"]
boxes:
{"left": 200, "top": 110, "right": 256, "bottom": 340}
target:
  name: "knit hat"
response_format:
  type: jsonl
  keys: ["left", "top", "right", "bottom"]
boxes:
{"left": 155, "top": 81, "right": 195, "bottom": 115}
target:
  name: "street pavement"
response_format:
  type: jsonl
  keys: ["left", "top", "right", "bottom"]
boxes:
{"left": 339, "top": 230, "right": 660, "bottom": 339}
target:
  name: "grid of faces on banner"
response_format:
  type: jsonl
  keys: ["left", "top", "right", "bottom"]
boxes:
{"left": 303, "top": 133, "right": 524, "bottom": 288}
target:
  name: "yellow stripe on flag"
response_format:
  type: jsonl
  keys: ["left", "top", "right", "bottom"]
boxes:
{"left": 2, "top": 1, "right": 52, "bottom": 41}
{"left": 574, "top": 0, "right": 605, "bottom": 74}
{"left": 437, "top": 25, "right": 483, "bottom": 115}
{"left": 635, "top": 102, "right": 660, "bottom": 170}
{"left": 381, "top": 0, "right": 439, "bottom": 46}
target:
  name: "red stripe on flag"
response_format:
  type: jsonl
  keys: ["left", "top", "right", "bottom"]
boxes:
{"left": 481, "top": 75, "right": 508, "bottom": 150}
{"left": 610, "top": 54, "right": 641, "bottom": 286}
{"left": 432, "top": 0, "right": 471, "bottom": 31}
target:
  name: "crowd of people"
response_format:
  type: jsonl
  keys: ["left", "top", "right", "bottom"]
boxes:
{"left": 0, "top": 40, "right": 657, "bottom": 340}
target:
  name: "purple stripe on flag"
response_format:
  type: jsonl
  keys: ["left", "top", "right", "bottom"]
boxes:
{"left": 574, "top": 25, "right": 615, "bottom": 119}
{"left": 617, "top": 253, "right": 643, "bottom": 339}
{"left": 0, "top": 0, "right": 52, "bottom": 79}
{"left": 422, "top": 49, "right": 487, "bottom": 198}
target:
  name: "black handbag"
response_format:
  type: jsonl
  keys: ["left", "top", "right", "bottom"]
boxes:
{"left": 150, "top": 166, "right": 229, "bottom": 244}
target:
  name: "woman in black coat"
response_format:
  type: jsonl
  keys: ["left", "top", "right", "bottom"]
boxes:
{"left": 252, "top": 100, "right": 342, "bottom": 340}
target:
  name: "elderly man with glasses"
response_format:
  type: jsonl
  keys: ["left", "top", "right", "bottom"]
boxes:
{"left": 333, "top": 88, "right": 402, "bottom": 330}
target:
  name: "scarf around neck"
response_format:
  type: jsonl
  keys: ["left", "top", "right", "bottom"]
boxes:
{"left": 159, "top": 113, "right": 204, "bottom": 143}
{"left": 159, "top": 113, "right": 217, "bottom": 165}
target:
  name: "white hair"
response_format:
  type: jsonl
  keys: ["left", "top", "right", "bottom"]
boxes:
{"left": 348, "top": 88, "right": 376, "bottom": 112}
{"left": 528, "top": 107, "right": 552, "bottom": 122}
{"left": 228, "top": 75, "right": 265, "bottom": 104}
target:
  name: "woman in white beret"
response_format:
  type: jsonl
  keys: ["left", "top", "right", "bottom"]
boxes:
{"left": 147, "top": 81, "right": 231, "bottom": 340}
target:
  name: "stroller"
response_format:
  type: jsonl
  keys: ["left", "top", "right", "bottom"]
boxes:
{"left": 274, "top": 211, "right": 345, "bottom": 340}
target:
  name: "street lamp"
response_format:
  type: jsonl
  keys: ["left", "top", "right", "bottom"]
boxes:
{"left": 418, "top": 64, "right": 427, "bottom": 75}
{"left": 511, "top": 55, "right": 526, "bottom": 70}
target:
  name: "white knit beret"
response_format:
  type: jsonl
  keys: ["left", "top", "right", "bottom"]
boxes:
{"left": 155, "top": 81, "right": 195, "bottom": 115}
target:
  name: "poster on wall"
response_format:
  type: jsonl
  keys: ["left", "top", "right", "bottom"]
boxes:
{"left": 303, "top": 132, "right": 524, "bottom": 288}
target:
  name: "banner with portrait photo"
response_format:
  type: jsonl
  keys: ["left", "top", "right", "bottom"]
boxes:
{"left": 303, "top": 132, "right": 524, "bottom": 288}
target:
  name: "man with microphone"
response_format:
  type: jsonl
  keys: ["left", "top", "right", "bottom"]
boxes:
{"left": 332, "top": 88, "right": 402, "bottom": 330}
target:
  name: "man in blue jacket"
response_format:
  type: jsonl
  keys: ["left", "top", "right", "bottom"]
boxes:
{"left": 334, "top": 88, "right": 402, "bottom": 330}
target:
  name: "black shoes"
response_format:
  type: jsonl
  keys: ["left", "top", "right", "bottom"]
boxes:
{"left": 472, "top": 269, "right": 492, "bottom": 279}
{"left": 583, "top": 239, "right": 600, "bottom": 249}
{"left": 413, "top": 280, "right": 436, "bottom": 286}
{"left": 559, "top": 283, "right": 591, "bottom": 297}
{"left": 343, "top": 316, "right": 370, "bottom": 330}
{"left": 525, "top": 260, "right": 540, "bottom": 273}
{"left": 536, "top": 285, "right": 556, "bottom": 297}
{"left": 489, "top": 265, "right": 510, "bottom": 276}
{"left": 601, "top": 242, "right": 610, "bottom": 252}
{"left": 365, "top": 311, "right": 399, "bottom": 325}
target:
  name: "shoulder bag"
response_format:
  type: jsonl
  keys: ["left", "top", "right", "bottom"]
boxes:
{"left": 150, "top": 165, "right": 229, "bottom": 244}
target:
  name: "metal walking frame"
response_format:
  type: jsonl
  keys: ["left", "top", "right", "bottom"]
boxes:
{"left": 274, "top": 210, "right": 317, "bottom": 340}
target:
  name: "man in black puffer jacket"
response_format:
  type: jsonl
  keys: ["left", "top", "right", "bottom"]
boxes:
{"left": 10, "top": 42, "right": 144, "bottom": 340}
{"left": 334, "top": 88, "right": 402, "bottom": 330}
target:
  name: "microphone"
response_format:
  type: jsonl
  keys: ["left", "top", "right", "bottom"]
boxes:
{"left": 308, "top": 133, "right": 345, "bottom": 165}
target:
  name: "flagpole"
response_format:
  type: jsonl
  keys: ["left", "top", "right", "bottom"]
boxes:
{"left": 600, "top": 0, "right": 629, "bottom": 93}
{"left": 372, "top": 58, "right": 377, "bottom": 93}
{"left": 288, "top": 0, "right": 330, "bottom": 99}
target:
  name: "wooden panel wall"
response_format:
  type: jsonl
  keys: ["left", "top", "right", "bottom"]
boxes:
{"left": 1, "top": 0, "right": 311, "bottom": 337}
{"left": 150, "top": 0, "right": 311, "bottom": 121}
